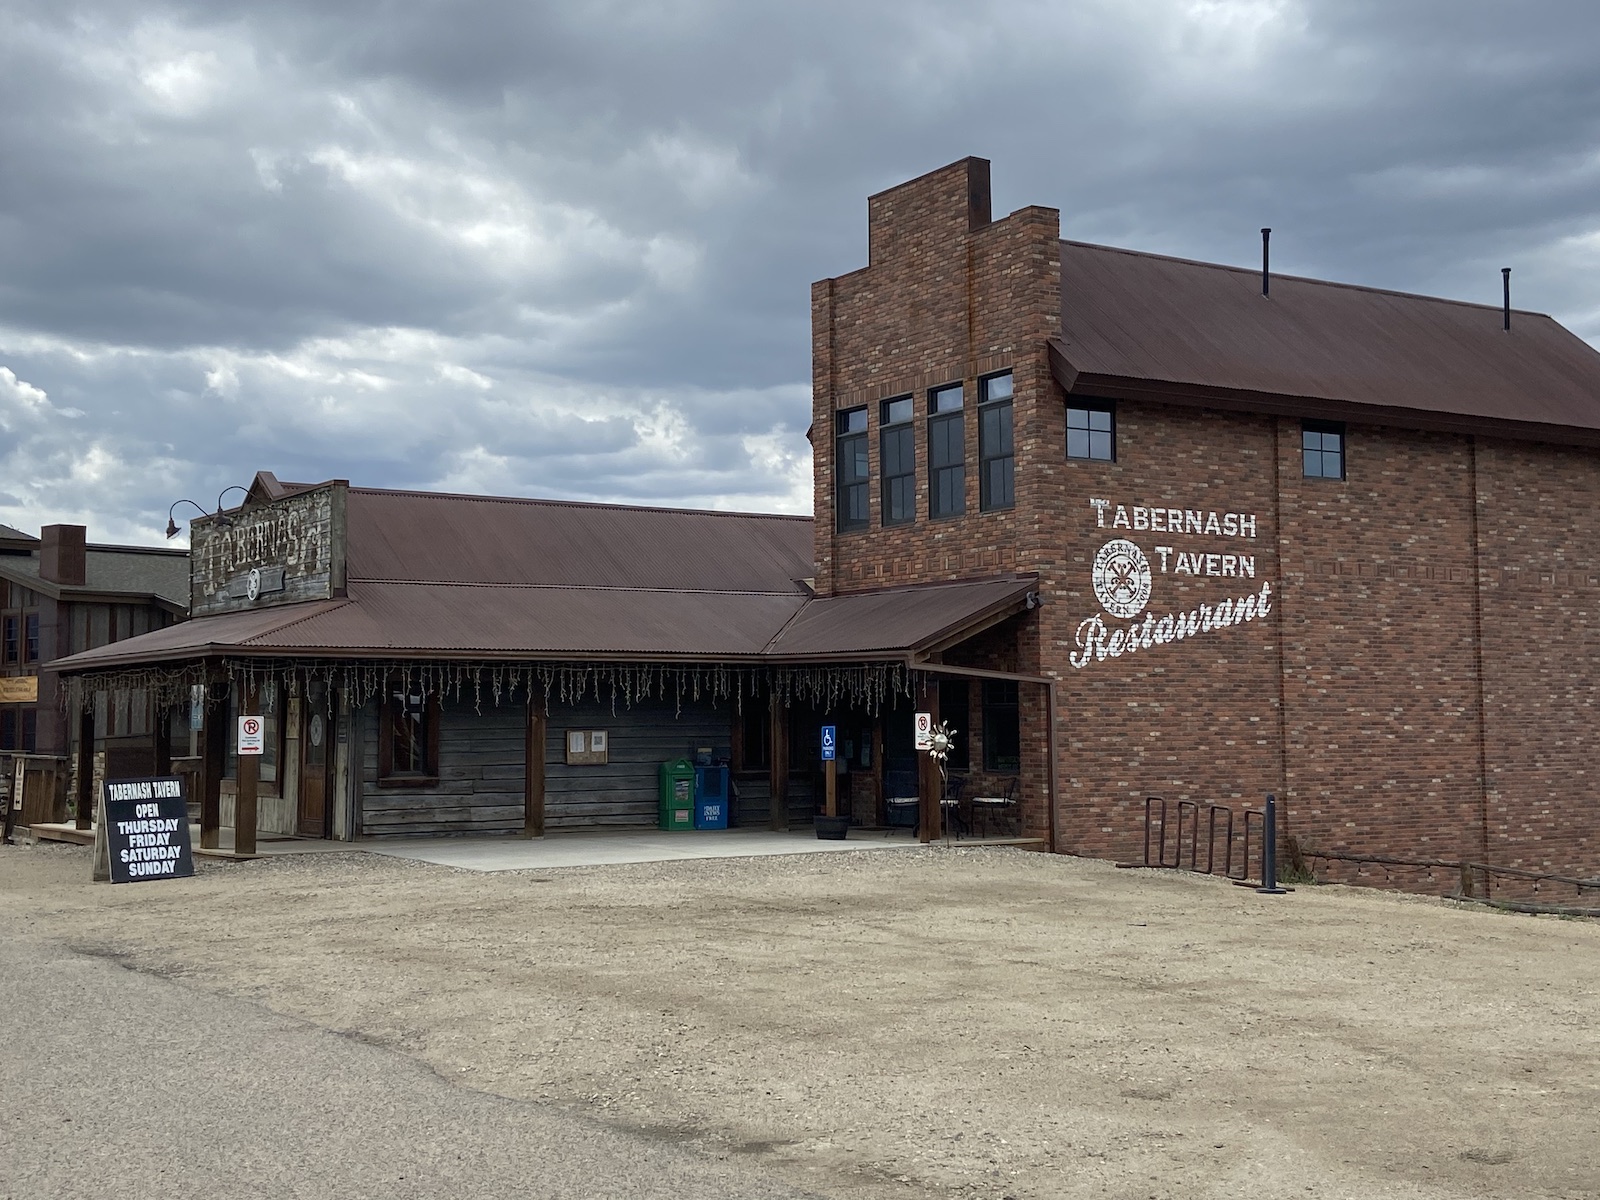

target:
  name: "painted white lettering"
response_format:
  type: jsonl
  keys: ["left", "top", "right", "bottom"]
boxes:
{"left": 1155, "top": 614, "right": 1174, "bottom": 642}
{"left": 1133, "top": 506, "right": 1149, "bottom": 531}
{"left": 1070, "top": 616, "right": 1107, "bottom": 669}
{"left": 1113, "top": 506, "right": 1131, "bottom": 529}
{"left": 1090, "top": 498, "right": 1109, "bottom": 527}
{"left": 1150, "top": 508, "right": 1165, "bottom": 532}
{"left": 1155, "top": 546, "right": 1172, "bottom": 572}
{"left": 1175, "top": 553, "right": 1194, "bottom": 576}
{"left": 1167, "top": 509, "right": 1183, "bottom": 532}
{"left": 1205, "top": 553, "right": 1220, "bottom": 576}
{"left": 1205, "top": 512, "right": 1222, "bottom": 536}
{"left": 1241, "top": 514, "right": 1257, "bottom": 539}
{"left": 1240, "top": 555, "right": 1255, "bottom": 579}
{"left": 1199, "top": 604, "right": 1214, "bottom": 632}
{"left": 1224, "top": 513, "right": 1240, "bottom": 537}
{"left": 1215, "top": 598, "right": 1235, "bottom": 625}
{"left": 1107, "top": 629, "right": 1126, "bottom": 657}
{"left": 1222, "top": 554, "right": 1237, "bottom": 577}
{"left": 1186, "top": 510, "right": 1202, "bottom": 534}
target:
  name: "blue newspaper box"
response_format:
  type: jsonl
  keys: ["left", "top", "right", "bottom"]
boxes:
{"left": 694, "top": 764, "right": 730, "bottom": 830}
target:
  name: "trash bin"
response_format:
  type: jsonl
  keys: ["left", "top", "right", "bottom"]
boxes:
{"left": 694, "top": 765, "right": 729, "bottom": 830}
{"left": 658, "top": 759, "right": 696, "bottom": 831}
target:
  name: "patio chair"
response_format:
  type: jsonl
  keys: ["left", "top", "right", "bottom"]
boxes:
{"left": 968, "top": 778, "right": 1019, "bottom": 838}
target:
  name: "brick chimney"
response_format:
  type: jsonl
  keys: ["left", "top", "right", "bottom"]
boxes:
{"left": 40, "top": 524, "right": 87, "bottom": 586}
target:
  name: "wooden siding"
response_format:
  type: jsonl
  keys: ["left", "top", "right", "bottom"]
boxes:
{"left": 729, "top": 773, "right": 817, "bottom": 828}
{"left": 545, "top": 697, "right": 733, "bottom": 830}
{"left": 359, "top": 698, "right": 526, "bottom": 837}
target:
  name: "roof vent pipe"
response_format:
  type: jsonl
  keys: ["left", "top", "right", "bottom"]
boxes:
{"left": 1502, "top": 267, "right": 1511, "bottom": 332}
{"left": 1261, "top": 228, "right": 1272, "bottom": 296}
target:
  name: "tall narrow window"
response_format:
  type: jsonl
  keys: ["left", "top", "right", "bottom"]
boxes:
{"left": 835, "top": 406, "right": 869, "bottom": 533}
{"left": 380, "top": 679, "right": 438, "bottom": 782}
{"left": 1067, "top": 399, "right": 1114, "bottom": 461}
{"left": 928, "top": 383, "right": 965, "bottom": 519}
{"left": 1, "top": 615, "right": 16, "bottom": 666}
{"left": 23, "top": 612, "right": 39, "bottom": 663}
{"left": 1302, "top": 421, "right": 1345, "bottom": 479}
{"left": 982, "top": 681, "right": 1020, "bottom": 773}
{"left": 880, "top": 395, "right": 915, "bottom": 526}
{"left": 978, "top": 372, "right": 1014, "bottom": 511}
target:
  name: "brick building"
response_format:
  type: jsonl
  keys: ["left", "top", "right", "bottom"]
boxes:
{"left": 812, "top": 156, "right": 1600, "bottom": 889}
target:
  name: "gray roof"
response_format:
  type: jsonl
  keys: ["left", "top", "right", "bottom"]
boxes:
{"left": 0, "top": 545, "right": 190, "bottom": 610}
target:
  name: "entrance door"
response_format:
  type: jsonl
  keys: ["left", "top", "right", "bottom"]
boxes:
{"left": 297, "top": 685, "right": 332, "bottom": 837}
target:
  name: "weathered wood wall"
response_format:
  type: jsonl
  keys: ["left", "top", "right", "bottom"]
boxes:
{"left": 727, "top": 773, "right": 817, "bottom": 828}
{"left": 359, "top": 698, "right": 527, "bottom": 837}
{"left": 544, "top": 697, "right": 732, "bottom": 830}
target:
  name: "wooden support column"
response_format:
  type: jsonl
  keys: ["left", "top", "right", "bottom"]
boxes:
{"left": 524, "top": 697, "right": 546, "bottom": 838}
{"left": 768, "top": 694, "right": 789, "bottom": 831}
{"left": 74, "top": 707, "right": 95, "bottom": 831}
{"left": 200, "top": 683, "right": 226, "bottom": 850}
{"left": 917, "top": 678, "right": 942, "bottom": 843}
{"left": 151, "top": 704, "right": 171, "bottom": 777}
{"left": 235, "top": 682, "right": 259, "bottom": 857}
{"left": 824, "top": 755, "right": 837, "bottom": 818}
{"left": 871, "top": 719, "right": 886, "bottom": 828}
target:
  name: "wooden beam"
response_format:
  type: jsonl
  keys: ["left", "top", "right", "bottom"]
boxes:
{"left": 917, "top": 679, "right": 942, "bottom": 843}
{"left": 525, "top": 698, "right": 546, "bottom": 838}
{"left": 200, "top": 684, "right": 225, "bottom": 850}
{"left": 872, "top": 719, "right": 886, "bottom": 828}
{"left": 768, "top": 694, "right": 788, "bottom": 831}
{"left": 74, "top": 707, "right": 94, "bottom": 832}
{"left": 824, "top": 755, "right": 837, "bottom": 818}
{"left": 235, "top": 682, "right": 258, "bottom": 857}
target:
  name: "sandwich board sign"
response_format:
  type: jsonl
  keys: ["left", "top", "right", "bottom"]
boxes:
{"left": 238, "top": 714, "right": 265, "bottom": 755}
{"left": 94, "top": 776, "right": 195, "bottom": 884}
{"left": 914, "top": 712, "right": 933, "bottom": 751}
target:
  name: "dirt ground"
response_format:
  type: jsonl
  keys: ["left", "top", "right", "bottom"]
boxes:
{"left": 4, "top": 840, "right": 1597, "bottom": 1200}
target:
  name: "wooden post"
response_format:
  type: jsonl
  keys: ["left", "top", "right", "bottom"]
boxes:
{"left": 871, "top": 719, "right": 886, "bottom": 828}
{"left": 917, "top": 678, "right": 942, "bottom": 843}
{"left": 151, "top": 704, "right": 171, "bottom": 777}
{"left": 524, "top": 698, "right": 546, "bottom": 838}
{"left": 825, "top": 755, "right": 837, "bottom": 818}
{"left": 200, "top": 683, "right": 225, "bottom": 849}
{"left": 768, "top": 694, "right": 788, "bottom": 831}
{"left": 235, "top": 682, "right": 258, "bottom": 857}
{"left": 74, "top": 707, "right": 95, "bottom": 831}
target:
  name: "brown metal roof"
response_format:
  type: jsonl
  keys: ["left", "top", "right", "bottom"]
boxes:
{"left": 52, "top": 574, "right": 1037, "bottom": 670}
{"left": 345, "top": 488, "right": 815, "bottom": 592}
{"left": 767, "top": 576, "right": 1037, "bottom": 657}
{"left": 1055, "top": 241, "right": 1600, "bottom": 443}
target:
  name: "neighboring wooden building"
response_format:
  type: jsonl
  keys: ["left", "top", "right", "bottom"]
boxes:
{"left": 0, "top": 523, "right": 187, "bottom": 828}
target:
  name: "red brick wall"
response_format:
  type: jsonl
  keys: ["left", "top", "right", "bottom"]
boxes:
{"left": 814, "top": 157, "right": 1600, "bottom": 895}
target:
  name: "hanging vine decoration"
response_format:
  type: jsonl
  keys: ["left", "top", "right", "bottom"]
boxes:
{"left": 62, "top": 657, "right": 914, "bottom": 718}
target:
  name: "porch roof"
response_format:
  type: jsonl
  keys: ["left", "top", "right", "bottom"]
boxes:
{"left": 49, "top": 574, "right": 1039, "bottom": 671}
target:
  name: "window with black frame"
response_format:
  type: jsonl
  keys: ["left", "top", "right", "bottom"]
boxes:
{"left": 1302, "top": 420, "right": 1345, "bottom": 479}
{"left": 1067, "top": 399, "right": 1114, "bottom": 461}
{"left": 928, "top": 383, "right": 965, "bottom": 518}
{"left": 380, "top": 679, "right": 437, "bottom": 781}
{"left": 982, "top": 680, "right": 1020, "bottom": 773}
{"left": 835, "top": 406, "right": 869, "bottom": 532}
{"left": 879, "top": 395, "right": 915, "bottom": 525}
{"left": 978, "top": 372, "right": 1014, "bottom": 510}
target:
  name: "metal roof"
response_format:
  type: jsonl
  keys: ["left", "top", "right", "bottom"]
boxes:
{"left": 345, "top": 488, "right": 815, "bottom": 592}
{"left": 1055, "top": 241, "right": 1600, "bottom": 443}
{"left": 53, "top": 575, "right": 1036, "bottom": 670}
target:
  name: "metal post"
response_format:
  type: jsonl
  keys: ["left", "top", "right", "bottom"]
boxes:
{"left": 1257, "top": 793, "right": 1287, "bottom": 894}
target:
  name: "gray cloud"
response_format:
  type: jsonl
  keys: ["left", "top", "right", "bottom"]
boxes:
{"left": 2, "top": 0, "right": 1598, "bottom": 545}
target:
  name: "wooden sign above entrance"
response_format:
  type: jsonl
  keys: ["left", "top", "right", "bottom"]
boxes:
{"left": 190, "top": 483, "right": 347, "bottom": 617}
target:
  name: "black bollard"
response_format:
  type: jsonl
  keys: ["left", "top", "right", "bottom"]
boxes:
{"left": 1256, "top": 793, "right": 1288, "bottom": 895}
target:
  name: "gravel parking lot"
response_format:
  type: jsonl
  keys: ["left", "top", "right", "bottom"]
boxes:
{"left": 4, "top": 840, "right": 1597, "bottom": 1199}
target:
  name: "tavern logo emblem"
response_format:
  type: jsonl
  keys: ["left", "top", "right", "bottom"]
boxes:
{"left": 1092, "top": 539, "right": 1151, "bottom": 619}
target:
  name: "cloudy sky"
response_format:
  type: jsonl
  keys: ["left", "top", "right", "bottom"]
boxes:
{"left": 3, "top": 0, "right": 1598, "bottom": 545}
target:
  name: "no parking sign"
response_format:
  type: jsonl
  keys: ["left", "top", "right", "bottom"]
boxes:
{"left": 238, "top": 715, "right": 265, "bottom": 755}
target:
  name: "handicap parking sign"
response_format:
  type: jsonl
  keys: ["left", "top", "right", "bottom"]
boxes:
{"left": 820, "top": 725, "right": 836, "bottom": 761}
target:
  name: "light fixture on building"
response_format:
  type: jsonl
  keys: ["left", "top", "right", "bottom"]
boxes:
{"left": 164, "top": 485, "right": 251, "bottom": 539}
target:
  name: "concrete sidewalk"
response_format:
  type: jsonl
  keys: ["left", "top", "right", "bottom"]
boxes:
{"left": 361, "top": 827, "right": 925, "bottom": 872}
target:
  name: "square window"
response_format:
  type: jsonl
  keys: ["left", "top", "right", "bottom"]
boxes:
{"left": 1067, "top": 401, "right": 1115, "bottom": 461}
{"left": 930, "top": 383, "right": 964, "bottom": 414}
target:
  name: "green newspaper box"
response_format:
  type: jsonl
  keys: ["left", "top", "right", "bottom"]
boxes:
{"left": 658, "top": 759, "right": 696, "bottom": 831}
